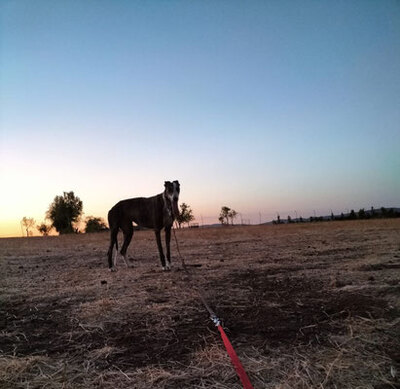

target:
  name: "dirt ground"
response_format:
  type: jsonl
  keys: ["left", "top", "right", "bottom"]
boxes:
{"left": 1, "top": 219, "right": 400, "bottom": 388}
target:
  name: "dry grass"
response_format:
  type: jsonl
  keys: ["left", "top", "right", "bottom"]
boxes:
{"left": 1, "top": 219, "right": 400, "bottom": 388}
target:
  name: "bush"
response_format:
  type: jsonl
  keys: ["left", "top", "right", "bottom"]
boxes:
{"left": 37, "top": 223, "right": 52, "bottom": 236}
{"left": 85, "top": 217, "right": 108, "bottom": 233}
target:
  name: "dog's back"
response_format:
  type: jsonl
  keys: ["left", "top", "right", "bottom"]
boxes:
{"left": 108, "top": 195, "right": 163, "bottom": 230}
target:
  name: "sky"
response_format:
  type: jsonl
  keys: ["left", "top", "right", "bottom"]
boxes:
{"left": 1, "top": 0, "right": 399, "bottom": 237}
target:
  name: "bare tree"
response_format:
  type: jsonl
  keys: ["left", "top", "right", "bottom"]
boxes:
{"left": 228, "top": 209, "right": 238, "bottom": 225}
{"left": 21, "top": 217, "right": 35, "bottom": 237}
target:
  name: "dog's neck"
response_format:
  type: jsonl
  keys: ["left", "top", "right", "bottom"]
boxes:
{"left": 162, "top": 192, "right": 173, "bottom": 218}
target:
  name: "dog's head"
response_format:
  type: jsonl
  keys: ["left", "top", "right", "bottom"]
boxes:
{"left": 164, "top": 180, "right": 180, "bottom": 217}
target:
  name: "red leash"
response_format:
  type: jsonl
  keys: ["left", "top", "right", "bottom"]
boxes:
{"left": 201, "top": 301, "right": 254, "bottom": 389}
{"left": 173, "top": 229, "right": 254, "bottom": 389}
{"left": 214, "top": 317, "right": 254, "bottom": 389}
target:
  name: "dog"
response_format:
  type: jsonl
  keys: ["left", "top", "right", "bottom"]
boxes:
{"left": 107, "top": 180, "right": 180, "bottom": 271}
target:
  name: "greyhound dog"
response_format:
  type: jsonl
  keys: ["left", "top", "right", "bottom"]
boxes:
{"left": 107, "top": 180, "right": 180, "bottom": 271}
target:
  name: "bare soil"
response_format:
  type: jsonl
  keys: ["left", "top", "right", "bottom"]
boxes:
{"left": 1, "top": 219, "right": 400, "bottom": 388}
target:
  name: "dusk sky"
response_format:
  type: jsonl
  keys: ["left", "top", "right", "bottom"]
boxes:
{"left": 1, "top": 1, "right": 399, "bottom": 237}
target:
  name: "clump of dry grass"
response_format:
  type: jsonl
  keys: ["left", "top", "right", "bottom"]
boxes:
{"left": 0, "top": 355, "right": 87, "bottom": 389}
{"left": 253, "top": 315, "right": 400, "bottom": 389}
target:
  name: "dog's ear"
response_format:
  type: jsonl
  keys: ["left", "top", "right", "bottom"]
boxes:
{"left": 173, "top": 180, "right": 180, "bottom": 186}
{"left": 164, "top": 181, "right": 171, "bottom": 188}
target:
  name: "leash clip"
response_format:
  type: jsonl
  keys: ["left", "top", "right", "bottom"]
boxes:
{"left": 210, "top": 314, "right": 221, "bottom": 327}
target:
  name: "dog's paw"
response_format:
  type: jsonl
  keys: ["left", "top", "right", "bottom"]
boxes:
{"left": 109, "top": 267, "right": 117, "bottom": 272}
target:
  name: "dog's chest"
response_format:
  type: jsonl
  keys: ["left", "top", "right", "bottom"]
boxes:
{"left": 163, "top": 207, "right": 174, "bottom": 226}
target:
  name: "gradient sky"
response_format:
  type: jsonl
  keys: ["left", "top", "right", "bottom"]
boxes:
{"left": 1, "top": 1, "right": 399, "bottom": 237}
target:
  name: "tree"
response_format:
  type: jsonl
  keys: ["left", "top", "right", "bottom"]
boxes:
{"left": 228, "top": 209, "right": 238, "bottom": 225}
{"left": 37, "top": 222, "right": 52, "bottom": 236}
{"left": 358, "top": 208, "right": 366, "bottom": 219}
{"left": 219, "top": 206, "right": 231, "bottom": 225}
{"left": 349, "top": 209, "right": 356, "bottom": 220}
{"left": 47, "top": 191, "right": 83, "bottom": 234}
{"left": 85, "top": 216, "right": 108, "bottom": 233}
{"left": 176, "top": 203, "right": 195, "bottom": 228}
{"left": 21, "top": 217, "right": 35, "bottom": 237}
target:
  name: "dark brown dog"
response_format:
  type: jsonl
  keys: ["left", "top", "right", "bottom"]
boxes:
{"left": 107, "top": 180, "right": 180, "bottom": 271}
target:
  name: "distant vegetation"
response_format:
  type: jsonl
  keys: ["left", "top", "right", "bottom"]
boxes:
{"left": 272, "top": 207, "right": 400, "bottom": 225}
{"left": 36, "top": 222, "right": 52, "bottom": 236}
{"left": 176, "top": 203, "right": 195, "bottom": 228}
{"left": 46, "top": 191, "right": 83, "bottom": 234}
{"left": 218, "top": 206, "right": 238, "bottom": 225}
{"left": 85, "top": 216, "right": 108, "bottom": 233}
{"left": 21, "top": 217, "right": 35, "bottom": 237}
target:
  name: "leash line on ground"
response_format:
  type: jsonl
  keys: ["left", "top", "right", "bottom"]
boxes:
{"left": 172, "top": 228, "right": 254, "bottom": 389}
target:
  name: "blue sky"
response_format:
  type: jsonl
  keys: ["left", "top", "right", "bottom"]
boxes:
{"left": 1, "top": 1, "right": 399, "bottom": 236}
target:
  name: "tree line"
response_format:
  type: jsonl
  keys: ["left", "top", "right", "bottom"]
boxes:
{"left": 272, "top": 206, "right": 400, "bottom": 225}
{"left": 21, "top": 191, "right": 107, "bottom": 236}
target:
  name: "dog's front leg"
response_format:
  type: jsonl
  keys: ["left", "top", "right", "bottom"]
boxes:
{"left": 165, "top": 226, "right": 171, "bottom": 270}
{"left": 155, "top": 230, "right": 167, "bottom": 270}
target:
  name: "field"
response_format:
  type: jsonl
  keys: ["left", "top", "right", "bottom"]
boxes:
{"left": 1, "top": 219, "right": 400, "bottom": 388}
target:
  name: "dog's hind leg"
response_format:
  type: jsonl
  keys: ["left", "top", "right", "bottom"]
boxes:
{"left": 113, "top": 248, "right": 119, "bottom": 268}
{"left": 108, "top": 227, "right": 119, "bottom": 271}
{"left": 120, "top": 223, "right": 134, "bottom": 267}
